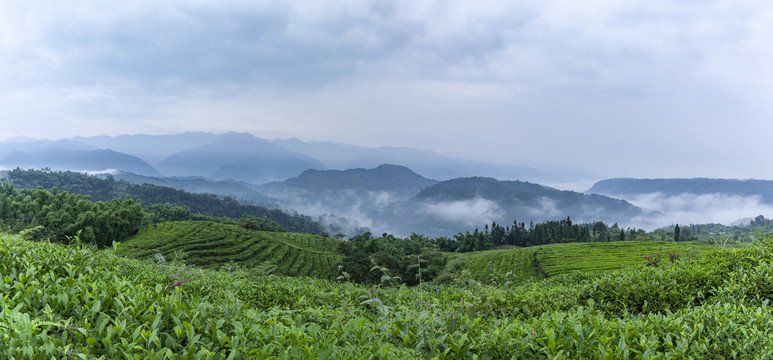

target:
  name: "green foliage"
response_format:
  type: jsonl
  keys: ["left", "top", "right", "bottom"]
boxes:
{"left": 118, "top": 221, "right": 342, "bottom": 279}
{"left": 337, "top": 233, "right": 446, "bottom": 285}
{"left": 0, "top": 182, "right": 143, "bottom": 247}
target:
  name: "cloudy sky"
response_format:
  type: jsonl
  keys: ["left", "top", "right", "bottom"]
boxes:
{"left": 1, "top": 0, "right": 771, "bottom": 180}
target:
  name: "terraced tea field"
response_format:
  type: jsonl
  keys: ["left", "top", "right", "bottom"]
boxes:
{"left": 446, "top": 247, "right": 543, "bottom": 284}
{"left": 535, "top": 241, "right": 713, "bottom": 277}
{"left": 118, "top": 220, "right": 342, "bottom": 278}
{"left": 450, "top": 241, "right": 715, "bottom": 284}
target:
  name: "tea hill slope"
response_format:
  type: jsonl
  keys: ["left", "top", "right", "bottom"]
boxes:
{"left": 443, "top": 241, "right": 715, "bottom": 284}
{"left": 118, "top": 221, "right": 342, "bottom": 279}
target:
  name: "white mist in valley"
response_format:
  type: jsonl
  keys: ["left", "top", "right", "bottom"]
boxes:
{"left": 626, "top": 192, "right": 773, "bottom": 229}
{"left": 421, "top": 198, "right": 505, "bottom": 228}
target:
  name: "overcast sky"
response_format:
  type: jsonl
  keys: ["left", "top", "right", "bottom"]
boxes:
{"left": 1, "top": 0, "right": 771, "bottom": 180}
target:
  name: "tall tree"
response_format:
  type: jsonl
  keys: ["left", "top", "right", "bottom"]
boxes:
{"left": 674, "top": 224, "right": 681, "bottom": 242}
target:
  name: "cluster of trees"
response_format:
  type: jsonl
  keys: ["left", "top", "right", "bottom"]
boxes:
{"left": 337, "top": 232, "right": 446, "bottom": 285}
{"left": 0, "top": 183, "right": 143, "bottom": 247}
{"left": 3, "top": 168, "right": 324, "bottom": 234}
{"left": 435, "top": 218, "right": 647, "bottom": 252}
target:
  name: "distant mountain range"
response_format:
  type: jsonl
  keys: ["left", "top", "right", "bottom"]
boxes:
{"left": 157, "top": 137, "right": 325, "bottom": 183}
{"left": 266, "top": 138, "right": 569, "bottom": 182}
{"left": 2, "top": 132, "right": 589, "bottom": 184}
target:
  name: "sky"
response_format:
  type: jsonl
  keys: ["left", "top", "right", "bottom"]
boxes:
{"left": 1, "top": 0, "right": 772, "bottom": 180}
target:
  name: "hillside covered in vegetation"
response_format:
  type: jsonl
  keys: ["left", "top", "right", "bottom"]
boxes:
{"left": 118, "top": 221, "right": 342, "bottom": 279}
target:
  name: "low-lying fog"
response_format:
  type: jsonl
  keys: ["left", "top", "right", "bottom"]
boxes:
{"left": 625, "top": 193, "right": 773, "bottom": 230}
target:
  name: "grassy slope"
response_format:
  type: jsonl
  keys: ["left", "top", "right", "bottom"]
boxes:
{"left": 536, "top": 241, "right": 712, "bottom": 276}
{"left": 118, "top": 220, "right": 343, "bottom": 279}
{"left": 448, "top": 241, "right": 715, "bottom": 284}
{"left": 445, "top": 247, "right": 543, "bottom": 284}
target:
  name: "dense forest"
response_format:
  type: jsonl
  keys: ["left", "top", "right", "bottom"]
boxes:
{"left": 0, "top": 182, "right": 143, "bottom": 247}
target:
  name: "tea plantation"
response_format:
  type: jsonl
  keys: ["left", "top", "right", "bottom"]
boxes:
{"left": 4, "top": 231, "right": 773, "bottom": 358}
{"left": 117, "top": 221, "right": 342, "bottom": 279}
{"left": 442, "top": 241, "right": 713, "bottom": 284}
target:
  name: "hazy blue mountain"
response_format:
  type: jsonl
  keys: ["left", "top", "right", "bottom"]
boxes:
{"left": 0, "top": 139, "right": 95, "bottom": 160}
{"left": 1, "top": 148, "right": 161, "bottom": 176}
{"left": 268, "top": 138, "right": 573, "bottom": 182}
{"left": 588, "top": 178, "right": 773, "bottom": 204}
{"left": 71, "top": 132, "right": 255, "bottom": 166}
{"left": 157, "top": 138, "right": 325, "bottom": 183}
{"left": 261, "top": 164, "right": 438, "bottom": 193}
{"left": 66, "top": 132, "right": 588, "bottom": 183}
{"left": 413, "top": 177, "right": 642, "bottom": 222}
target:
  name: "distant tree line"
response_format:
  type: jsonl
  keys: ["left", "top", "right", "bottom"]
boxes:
{"left": 435, "top": 218, "right": 647, "bottom": 253}
{"left": 3, "top": 168, "right": 324, "bottom": 234}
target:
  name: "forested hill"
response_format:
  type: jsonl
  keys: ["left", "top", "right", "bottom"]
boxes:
{"left": 1, "top": 168, "right": 323, "bottom": 234}
{"left": 588, "top": 178, "right": 773, "bottom": 203}
{"left": 417, "top": 177, "right": 640, "bottom": 212}
{"left": 412, "top": 177, "right": 643, "bottom": 225}
{"left": 261, "top": 164, "right": 438, "bottom": 192}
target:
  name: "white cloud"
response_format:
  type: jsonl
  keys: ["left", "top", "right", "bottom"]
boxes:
{"left": 627, "top": 192, "right": 773, "bottom": 229}
{"left": 422, "top": 198, "right": 505, "bottom": 227}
